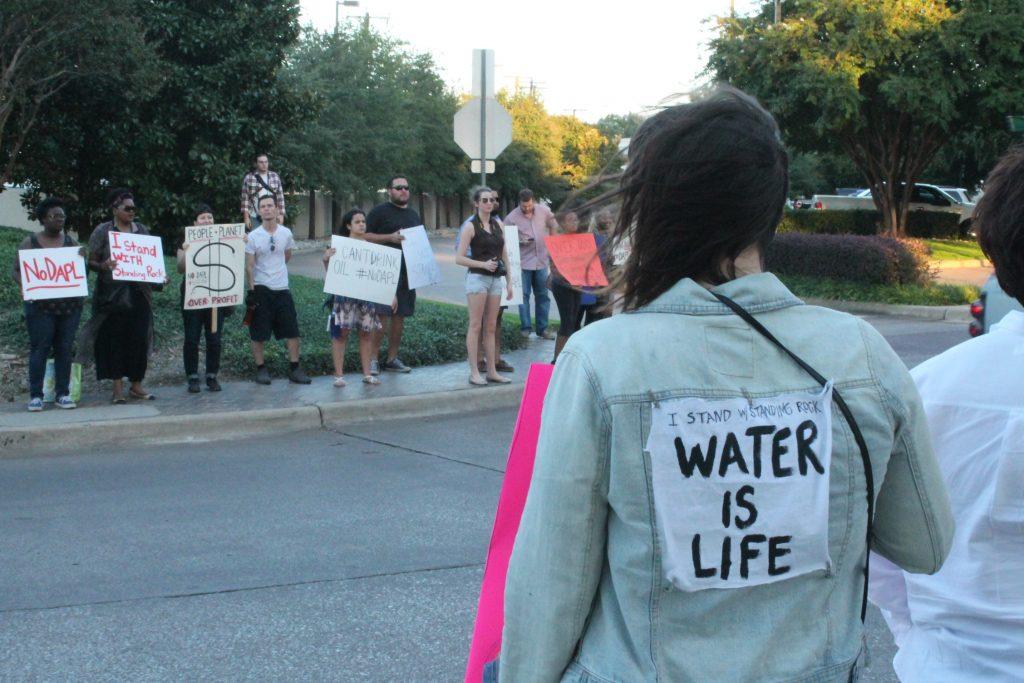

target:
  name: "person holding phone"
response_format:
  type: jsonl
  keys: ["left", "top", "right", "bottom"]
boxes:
{"left": 503, "top": 188, "right": 558, "bottom": 340}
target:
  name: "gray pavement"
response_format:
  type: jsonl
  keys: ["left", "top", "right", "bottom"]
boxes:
{"left": 0, "top": 411, "right": 898, "bottom": 682}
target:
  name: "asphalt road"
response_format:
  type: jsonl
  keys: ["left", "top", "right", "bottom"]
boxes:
{"left": 0, "top": 316, "right": 969, "bottom": 681}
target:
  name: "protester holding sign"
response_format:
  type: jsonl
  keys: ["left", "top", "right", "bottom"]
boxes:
{"left": 10, "top": 198, "right": 85, "bottom": 412}
{"left": 547, "top": 211, "right": 585, "bottom": 364}
{"left": 86, "top": 189, "right": 165, "bottom": 404}
{"left": 245, "top": 194, "right": 311, "bottom": 386}
{"left": 498, "top": 88, "right": 953, "bottom": 683}
{"left": 176, "top": 205, "right": 236, "bottom": 393}
{"left": 456, "top": 187, "right": 513, "bottom": 386}
{"left": 321, "top": 209, "right": 395, "bottom": 386}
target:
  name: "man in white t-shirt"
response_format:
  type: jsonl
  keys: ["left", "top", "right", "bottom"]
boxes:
{"left": 244, "top": 194, "right": 310, "bottom": 385}
{"left": 869, "top": 146, "right": 1024, "bottom": 682}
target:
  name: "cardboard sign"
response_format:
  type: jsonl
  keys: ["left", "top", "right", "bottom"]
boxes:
{"left": 17, "top": 247, "right": 88, "bottom": 301}
{"left": 502, "top": 225, "right": 523, "bottom": 307}
{"left": 400, "top": 225, "right": 442, "bottom": 290}
{"left": 545, "top": 233, "right": 608, "bottom": 287}
{"left": 323, "top": 235, "right": 401, "bottom": 306}
{"left": 645, "top": 385, "right": 834, "bottom": 592}
{"left": 109, "top": 231, "right": 165, "bottom": 284}
{"left": 183, "top": 223, "right": 246, "bottom": 310}
{"left": 465, "top": 363, "right": 555, "bottom": 683}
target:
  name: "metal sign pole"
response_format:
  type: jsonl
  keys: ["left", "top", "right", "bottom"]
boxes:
{"left": 479, "top": 51, "right": 487, "bottom": 187}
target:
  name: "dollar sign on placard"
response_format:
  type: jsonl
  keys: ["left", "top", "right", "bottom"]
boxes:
{"left": 191, "top": 241, "right": 236, "bottom": 293}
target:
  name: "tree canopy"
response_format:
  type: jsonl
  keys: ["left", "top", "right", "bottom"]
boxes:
{"left": 710, "top": 0, "right": 1024, "bottom": 235}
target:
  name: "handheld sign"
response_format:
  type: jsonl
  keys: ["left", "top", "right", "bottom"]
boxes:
{"left": 502, "top": 225, "right": 523, "bottom": 307}
{"left": 323, "top": 235, "right": 401, "bottom": 306}
{"left": 645, "top": 385, "right": 834, "bottom": 591}
{"left": 399, "top": 225, "right": 442, "bottom": 290}
{"left": 465, "top": 363, "right": 554, "bottom": 683}
{"left": 109, "top": 231, "right": 165, "bottom": 284}
{"left": 545, "top": 233, "right": 608, "bottom": 287}
{"left": 183, "top": 223, "right": 246, "bottom": 311}
{"left": 17, "top": 247, "right": 88, "bottom": 301}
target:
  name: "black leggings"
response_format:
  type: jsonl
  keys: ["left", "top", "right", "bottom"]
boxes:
{"left": 550, "top": 281, "right": 581, "bottom": 337}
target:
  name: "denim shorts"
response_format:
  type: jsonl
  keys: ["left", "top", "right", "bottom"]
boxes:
{"left": 466, "top": 272, "right": 505, "bottom": 297}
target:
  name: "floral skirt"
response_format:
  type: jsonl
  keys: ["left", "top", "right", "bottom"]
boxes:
{"left": 328, "top": 296, "right": 388, "bottom": 337}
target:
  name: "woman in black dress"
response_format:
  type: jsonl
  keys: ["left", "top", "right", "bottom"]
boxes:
{"left": 87, "top": 188, "right": 164, "bottom": 403}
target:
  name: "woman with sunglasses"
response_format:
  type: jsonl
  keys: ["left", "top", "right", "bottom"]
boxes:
{"left": 86, "top": 188, "right": 164, "bottom": 403}
{"left": 456, "top": 186, "right": 513, "bottom": 386}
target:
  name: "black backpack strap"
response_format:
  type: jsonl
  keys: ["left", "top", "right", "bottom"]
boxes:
{"left": 711, "top": 291, "right": 875, "bottom": 623}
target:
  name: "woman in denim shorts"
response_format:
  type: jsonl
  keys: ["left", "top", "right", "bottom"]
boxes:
{"left": 456, "top": 187, "right": 513, "bottom": 386}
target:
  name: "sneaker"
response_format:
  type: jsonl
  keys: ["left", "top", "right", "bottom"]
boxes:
{"left": 538, "top": 329, "right": 557, "bottom": 340}
{"left": 520, "top": 329, "right": 532, "bottom": 339}
{"left": 288, "top": 366, "right": 312, "bottom": 384}
{"left": 28, "top": 397, "right": 44, "bottom": 412}
{"left": 369, "top": 359, "right": 380, "bottom": 376}
{"left": 55, "top": 395, "right": 77, "bottom": 409}
{"left": 206, "top": 376, "right": 222, "bottom": 392}
{"left": 383, "top": 357, "right": 411, "bottom": 373}
{"left": 255, "top": 366, "right": 272, "bottom": 385}
{"left": 188, "top": 376, "right": 201, "bottom": 393}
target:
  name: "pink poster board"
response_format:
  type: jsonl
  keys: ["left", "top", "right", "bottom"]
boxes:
{"left": 464, "top": 363, "right": 555, "bottom": 682}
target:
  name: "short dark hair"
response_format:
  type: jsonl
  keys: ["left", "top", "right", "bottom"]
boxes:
{"left": 336, "top": 208, "right": 366, "bottom": 237}
{"left": 254, "top": 153, "right": 268, "bottom": 163}
{"left": 34, "top": 197, "right": 64, "bottom": 222}
{"left": 106, "top": 187, "right": 134, "bottom": 209}
{"left": 518, "top": 189, "right": 534, "bottom": 203}
{"left": 387, "top": 175, "right": 409, "bottom": 189}
{"left": 194, "top": 203, "right": 214, "bottom": 221}
{"left": 257, "top": 194, "right": 277, "bottom": 208}
{"left": 610, "top": 87, "right": 789, "bottom": 310}
{"left": 975, "top": 145, "right": 1024, "bottom": 305}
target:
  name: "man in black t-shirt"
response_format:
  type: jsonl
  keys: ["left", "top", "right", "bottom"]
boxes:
{"left": 365, "top": 174, "right": 421, "bottom": 373}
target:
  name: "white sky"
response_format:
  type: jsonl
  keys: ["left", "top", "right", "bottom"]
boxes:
{"left": 299, "top": 0, "right": 762, "bottom": 123}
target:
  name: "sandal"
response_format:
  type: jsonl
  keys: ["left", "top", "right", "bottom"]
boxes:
{"left": 362, "top": 375, "right": 380, "bottom": 385}
{"left": 333, "top": 376, "right": 347, "bottom": 387}
{"left": 111, "top": 395, "right": 127, "bottom": 405}
{"left": 129, "top": 389, "right": 156, "bottom": 400}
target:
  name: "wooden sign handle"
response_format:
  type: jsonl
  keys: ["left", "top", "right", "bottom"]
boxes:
{"left": 211, "top": 307, "right": 218, "bottom": 334}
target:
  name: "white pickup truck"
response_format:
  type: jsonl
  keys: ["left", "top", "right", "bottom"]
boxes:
{"left": 810, "top": 183, "right": 975, "bottom": 233}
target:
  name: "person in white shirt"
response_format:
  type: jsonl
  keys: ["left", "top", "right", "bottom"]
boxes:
{"left": 869, "top": 146, "right": 1024, "bottom": 682}
{"left": 244, "top": 195, "right": 310, "bottom": 385}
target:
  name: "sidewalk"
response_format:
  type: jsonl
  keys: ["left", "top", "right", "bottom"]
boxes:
{"left": 0, "top": 339, "right": 556, "bottom": 457}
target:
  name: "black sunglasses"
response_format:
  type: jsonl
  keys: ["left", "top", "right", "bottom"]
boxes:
{"left": 391, "top": 185, "right": 410, "bottom": 191}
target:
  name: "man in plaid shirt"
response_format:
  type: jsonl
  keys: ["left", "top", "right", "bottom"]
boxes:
{"left": 240, "top": 153, "right": 285, "bottom": 230}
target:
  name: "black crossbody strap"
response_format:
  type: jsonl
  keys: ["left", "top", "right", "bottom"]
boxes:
{"left": 711, "top": 291, "right": 875, "bottom": 622}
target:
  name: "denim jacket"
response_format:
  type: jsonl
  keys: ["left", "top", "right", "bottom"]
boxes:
{"left": 500, "top": 273, "right": 954, "bottom": 683}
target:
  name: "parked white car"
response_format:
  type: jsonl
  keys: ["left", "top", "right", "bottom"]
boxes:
{"left": 810, "top": 183, "right": 975, "bottom": 234}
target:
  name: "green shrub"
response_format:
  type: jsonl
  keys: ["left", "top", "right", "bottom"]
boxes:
{"left": 766, "top": 233, "right": 933, "bottom": 286}
{"left": 781, "top": 209, "right": 962, "bottom": 238}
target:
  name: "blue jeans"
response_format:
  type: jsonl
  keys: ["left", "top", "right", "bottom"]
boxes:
{"left": 519, "top": 267, "right": 550, "bottom": 334}
{"left": 24, "top": 303, "right": 82, "bottom": 399}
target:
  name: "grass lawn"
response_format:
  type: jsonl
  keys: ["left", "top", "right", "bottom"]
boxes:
{"left": 0, "top": 225, "right": 525, "bottom": 399}
{"left": 779, "top": 274, "right": 979, "bottom": 306}
{"left": 924, "top": 238, "right": 986, "bottom": 262}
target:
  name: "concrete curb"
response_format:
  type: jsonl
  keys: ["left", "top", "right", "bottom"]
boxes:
{"left": 0, "top": 384, "right": 527, "bottom": 458}
{"left": 804, "top": 297, "right": 973, "bottom": 323}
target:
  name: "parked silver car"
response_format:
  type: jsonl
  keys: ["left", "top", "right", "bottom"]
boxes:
{"left": 969, "top": 275, "right": 1022, "bottom": 336}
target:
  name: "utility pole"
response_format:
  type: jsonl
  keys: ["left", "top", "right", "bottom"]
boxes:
{"left": 774, "top": 0, "right": 781, "bottom": 23}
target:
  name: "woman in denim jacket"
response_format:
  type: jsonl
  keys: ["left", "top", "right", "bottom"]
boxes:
{"left": 499, "top": 88, "right": 954, "bottom": 682}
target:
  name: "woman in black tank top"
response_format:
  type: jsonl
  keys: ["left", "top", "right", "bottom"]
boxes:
{"left": 456, "top": 186, "right": 514, "bottom": 386}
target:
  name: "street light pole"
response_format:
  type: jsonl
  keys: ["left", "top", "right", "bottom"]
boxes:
{"left": 774, "top": 0, "right": 781, "bottom": 23}
{"left": 335, "top": 0, "right": 360, "bottom": 33}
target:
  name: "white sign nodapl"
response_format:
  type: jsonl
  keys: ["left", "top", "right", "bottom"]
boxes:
{"left": 323, "top": 235, "right": 401, "bottom": 306}
{"left": 183, "top": 223, "right": 246, "bottom": 310}
{"left": 645, "top": 385, "right": 834, "bottom": 592}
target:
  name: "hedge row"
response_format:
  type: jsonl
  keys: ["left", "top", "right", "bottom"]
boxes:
{"left": 766, "top": 233, "right": 933, "bottom": 286}
{"left": 779, "top": 210, "right": 963, "bottom": 239}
